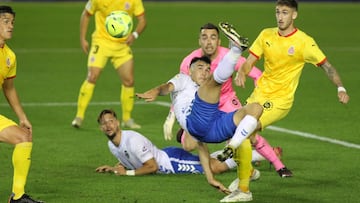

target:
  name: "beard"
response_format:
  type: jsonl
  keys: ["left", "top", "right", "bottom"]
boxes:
{"left": 203, "top": 48, "right": 216, "bottom": 58}
{"left": 106, "top": 132, "right": 116, "bottom": 140}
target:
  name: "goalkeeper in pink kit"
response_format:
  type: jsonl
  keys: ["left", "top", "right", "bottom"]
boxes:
{"left": 163, "top": 23, "right": 292, "bottom": 178}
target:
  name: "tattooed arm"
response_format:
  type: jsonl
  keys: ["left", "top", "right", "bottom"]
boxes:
{"left": 320, "top": 61, "right": 350, "bottom": 104}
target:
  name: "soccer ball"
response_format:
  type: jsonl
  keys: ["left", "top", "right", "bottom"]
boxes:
{"left": 105, "top": 11, "right": 133, "bottom": 38}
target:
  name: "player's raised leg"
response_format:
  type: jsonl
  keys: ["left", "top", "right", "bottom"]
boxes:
{"left": 197, "top": 26, "right": 248, "bottom": 106}
{"left": 216, "top": 22, "right": 263, "bottom": 163}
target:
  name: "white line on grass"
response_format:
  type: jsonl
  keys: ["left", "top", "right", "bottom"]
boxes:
{"left": 1, "top": 101, "right": 359, "bottom": 150}
{"left": 13, "top": 47, "right": 192, "bottom": 54}
{"left": 13, "top": 46, "right": 360, "bottom": 54}
{"left": 266, "top": 126, "right": 360, "bottom": 150}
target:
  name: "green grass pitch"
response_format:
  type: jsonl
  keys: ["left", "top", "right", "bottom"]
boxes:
{"left": 0, "top": 1, "right": 359, "bottom": 202}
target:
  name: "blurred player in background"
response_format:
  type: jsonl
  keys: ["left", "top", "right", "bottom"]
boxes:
{"left": 163, "top": 22, "right": 292, "bottom": 178}
{"left": 72, "top": 0, "right": 146, "bottom": 129}
{"left": 0, "top": 5, "right": 43, "bottom": 203}
{"left": 95, "top": 109, "right": 261, "bottom": 178}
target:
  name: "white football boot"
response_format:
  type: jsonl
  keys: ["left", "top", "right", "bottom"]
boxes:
{"left": 220, "top": 189, "right": 253, "bottom": 202}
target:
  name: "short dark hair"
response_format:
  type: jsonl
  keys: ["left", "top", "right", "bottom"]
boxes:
{"left": 276, "top": 0, "right": 298, "bottom": 11}
{"left": 200, "top": 23, "right": 219, "bottom": 34}
{"left": 97, "top": 109, "right": 117, "bottom": 124}
{"left": 189, "top": 56, "right": 211, "bottom": 67}
{"left": 0, "top": 5, "right": 15, "bottom": 16}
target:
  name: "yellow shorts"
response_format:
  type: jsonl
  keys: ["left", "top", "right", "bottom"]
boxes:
{"left": 246, "top": 95, "right": 290, "bottom": 129}
{"left": 87, "top": 38, "right": 133, "bottom": 69}
{"left": 0, "top": 115, "right": 17, "bottom": 132}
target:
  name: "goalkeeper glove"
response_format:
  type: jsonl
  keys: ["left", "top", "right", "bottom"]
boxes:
{"left": 163, "top": 109, "right": 176, "bottom": 140}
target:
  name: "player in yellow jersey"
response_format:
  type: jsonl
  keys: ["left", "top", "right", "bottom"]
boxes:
{"left": 72, "top": 0, "right": 147, "bottom": 129}
{"left": 0, "top": 6, "right": 43, "bottom": 203}
{"left": 218, "top": 0, "right": 350, "bottom": 202}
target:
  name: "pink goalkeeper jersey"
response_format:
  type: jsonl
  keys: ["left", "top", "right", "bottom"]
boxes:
{"left": 180, "top": 46, "right": 262, "bottom": 112}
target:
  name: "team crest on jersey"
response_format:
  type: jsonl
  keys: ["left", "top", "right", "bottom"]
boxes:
{"left": 142, "top": 146, "right": 147, "bottom": 152}
{"left": 263, "top": 101, "right": 273, "bottom": 110}
{"left": 232, "top": 98, "right": 239, "bottom": 106}
{"left": 288, "top": 46, "right": 295, "bottom": 55}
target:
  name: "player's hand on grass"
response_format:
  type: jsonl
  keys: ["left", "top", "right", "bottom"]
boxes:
{"left": 112, "top": 164, "right": 126, "bottom": 175}
{"left": 95, "top": 165, "right": 113, "bottom": 173}
{"left": 96, "top": 164, "right": 127, "bottom": 175}
{"left": 209, "top": 179, "right": 231, "bottom": 194}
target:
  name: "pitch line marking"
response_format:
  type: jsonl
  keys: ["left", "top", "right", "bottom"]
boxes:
{"left": 0, "top": 101, "right": 359, "bottom": 150}
{"left": 13, "top": 46, "right": 360, "bottom": 54}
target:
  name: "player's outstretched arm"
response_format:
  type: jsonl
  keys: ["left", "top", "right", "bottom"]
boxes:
{"left": 197, "top": 142, "right": 230, "bottom": 194}
{"left": 136, "top": 82, "right": 174, "bottom": 102}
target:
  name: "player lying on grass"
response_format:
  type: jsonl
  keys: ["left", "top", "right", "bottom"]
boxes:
{"left": 95, "top": 109, "right": 261, "bottom": 178}
{"left": 136, "top": 32, "right": 262, "bottom": 201}
{"left": 95, "top": 109, "right": 262, "bottom": 176}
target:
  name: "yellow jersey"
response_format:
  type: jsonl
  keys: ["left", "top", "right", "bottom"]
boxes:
{"left": 85, "top": 0, "right": 145, "bottom": 43}
{"left": 0, "top": 44, "right": 16, "bottom": 87}
{"left": 248, "top": 28, "right": 326, "bottom": 109}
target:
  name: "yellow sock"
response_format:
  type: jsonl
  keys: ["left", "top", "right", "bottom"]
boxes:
{"left": 234, "top": 139, "right": 252, "bottom": 192}
{"left": 76, "top": 80, "right": 95, "bottom": 119}
{"left": 121, "top": 85, "right": 134, "bottom": 121}
{"left": 12, "top": 142, "right": 32, "bottom": 199}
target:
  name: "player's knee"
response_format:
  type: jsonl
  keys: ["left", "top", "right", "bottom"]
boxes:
{"left": 86, "top": 76, "right": 98, "bottom": 84}
{"left": 12, "top": 132, "right": 32, "bottom": 144}
{"left": 249, "top": 134, "right": 257, "bottom": 145}
{"left": 87, "top": 70, "right": 101, "bottom": 83}
{"left": 182, "top": 142, "right": 196, "bottom": 152}
{"left": 182, "top": 139, "right": 197, "bottom": 152}
{"left": 122, "top": 79, "right": 134, "bottom": 87}
{"left": 182, "top": 132, "right": 198, "bottom": 151}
